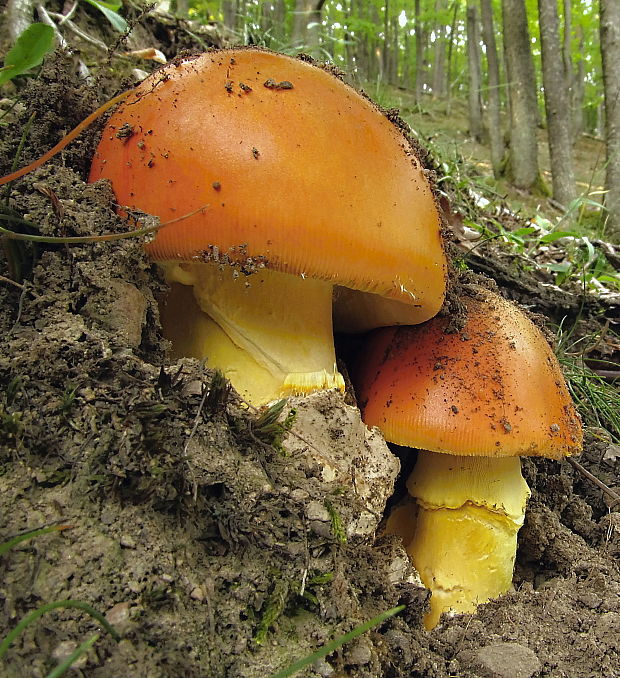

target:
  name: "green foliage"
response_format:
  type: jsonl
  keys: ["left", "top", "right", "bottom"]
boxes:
{"left": 0, "top": 526, "right": 120, "bottom": 676}
{"left": 556, "top": 324, "right": 620, "bottom": 443}
{"left": 255, "top": 577, "right": 289, "bottom": 645}
{"left": 267, "top": 604, "right": 405, "bottom": 678}
{"left": 323, "top": 499, "right": 347, "bottom": 544}
{"left": 0, "top": 24, "right": 54, "bottom": 86}
{"left": 252, "top": 399, "right": 297, "bottom": 452}
{"left": 82, "top": 0, "right": 129, "bottom": 32}
{"left": 292, "top": 571, "right": 334, "bottom": 606}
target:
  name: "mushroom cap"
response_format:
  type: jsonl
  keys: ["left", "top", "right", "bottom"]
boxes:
{"left": 355, "top": 288, "right": 583, "bottom": 459}
{"left": 89, "top": 48, "right": 446, "bottom": 317}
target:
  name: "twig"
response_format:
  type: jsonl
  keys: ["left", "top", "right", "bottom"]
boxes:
{"left": 592, "top": 369, "right": 620, "bottom": 381}
{"left": 47, "top": 11, "right": 108, "bottom": 51}
{"left": 567, "top": 457, "right": 620, "bottom": 508}
{"left": 36, "top": 3, "right": 69, "bottom": 50}
{"left": 0, "top": 89, "right": 132, "bottom": 187}
{"left": 0, "top": 274, "right": 26, "bottom": 293}
{"left": 58, "top": 0, "right": 78, "bottom": 24}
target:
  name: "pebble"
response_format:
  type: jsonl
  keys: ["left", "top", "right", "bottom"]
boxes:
{"left": 120, "top": 534, "right": 137, "bottom": 549}
{"left": 474, "top": 642, "right": 541, "bottom": 678}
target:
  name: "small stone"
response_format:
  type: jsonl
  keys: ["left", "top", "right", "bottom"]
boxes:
{"left": 475, "top": 643, "right": 541, "bottom": 678}
{"left": 105, "top": 602, "right": 132, "bottom": 634}
{"left": 190, "top": 586, "right": 205, "bottom": 601}
{"left": 306, "top": 501, "right": 330, "bottom": 523}
{"left": 52, "top": 641, "right": 88, "bottom": 668}
{"left": 346, "top": 637, "right": 372, "bottom": 665}
{"left": 120, "top": 534, "right": 136, "bottom": 549}
{"left": 313, "top": 657, "right": 334, "bottom": 677}
{"left": 290, "top": 488, "right": 310, "bottom": 502}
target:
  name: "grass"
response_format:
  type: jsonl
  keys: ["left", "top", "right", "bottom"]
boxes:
{"left": 0, "top": 525, "right": 121, "bottom": 677}
{"left": 556, "top": 322, "right": 620, "bottom": 443}
{"left": 267, "top": 604, "right": 405, "bottom": 678}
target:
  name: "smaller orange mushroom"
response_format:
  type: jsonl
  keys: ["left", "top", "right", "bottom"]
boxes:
{"left": 354, "top": 287, "right": 583, "bottom": 628}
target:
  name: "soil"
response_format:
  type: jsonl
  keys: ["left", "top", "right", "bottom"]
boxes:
{"left": 1, "top": 22, "right": 619, "bottom": 678}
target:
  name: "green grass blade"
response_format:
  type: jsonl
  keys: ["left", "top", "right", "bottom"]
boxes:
{"left": 268, "top": 604, "right": 405, "bottom": 678}
{"left": 0, "top": 524, "right": 73, "bottom": 557}
{"left": 0, "top": 600, "right": 120, "bottom": 660}
{"left": 45, "top": 633, "right": 100, "bottom": 678}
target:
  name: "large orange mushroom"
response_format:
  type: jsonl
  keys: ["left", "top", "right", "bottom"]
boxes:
{"left": 89, "top": 48, "right": 447, "bottom": 405}
{"left": 354, "top": 287, "right": 583, "bottom": 628}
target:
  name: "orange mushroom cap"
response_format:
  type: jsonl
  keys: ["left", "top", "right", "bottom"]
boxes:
{"left": 355, "top": 288, "right": 583, "bottom": 459}
{"left": 89, "top": 48, "right": 446, "bottom": 318}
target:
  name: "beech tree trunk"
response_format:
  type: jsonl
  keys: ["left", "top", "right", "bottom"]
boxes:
{"left": 502, "top": 0, "right": 541, "bottom": 190}
{"left": 414, "top": 0, "right": 426, "bottom": 102}
{"left": 466, "top": 3, "right": 483, "bottom": 141}
{"left": 572, "top": 26, "right": 586, "bottom": 139}
{"left": 222, "top": 0, "right": 236, "bottom": 32}
{"left": 480, "top": 0, "right": 505, "bottom": 176}
{"left": 6, "top": 0, "right": 34, "bottom": 41}
{"left": 600, "top": 0, "right": 620, "bottom": 237}
{"left": 538, "top": 0, "right": 576, "bottom": 207}
{"left": 432, "top": 0, "right": 447, "bottom": 97}
{"left": 291, "top": 0, "right": 326, "bottom": 55}
{"left": 446, "top": 0, "right": 459, "bottom": 100}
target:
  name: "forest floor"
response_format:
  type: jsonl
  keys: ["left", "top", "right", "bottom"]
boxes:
{"left": 1, "top": 13, "right": 619, "bottom": 678}
{"left": 381, "top": 88, "right": 609, "bottom": 239}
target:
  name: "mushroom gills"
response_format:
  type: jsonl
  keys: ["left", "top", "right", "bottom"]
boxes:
{"left": 161, "top": 261, "right": 344, "bottom": 405}
{"left": 387, "top": 452, "right": 531, "bottom": 630}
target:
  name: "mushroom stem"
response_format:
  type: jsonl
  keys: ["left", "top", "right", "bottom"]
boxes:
{"left": 161, "top": 262, "right": 345, "bottom": 405}
{"left": 394, "top": 452, "right": 531, "bottom": 630}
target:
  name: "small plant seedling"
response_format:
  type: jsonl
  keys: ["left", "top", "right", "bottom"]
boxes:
{"left": 82, "top": 0, "right": 129, "bottom": 32}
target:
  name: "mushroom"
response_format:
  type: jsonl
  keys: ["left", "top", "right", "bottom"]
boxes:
{"left": 353, "top": 287, "right": 583, "bottom": 629}
{"left": 89, "top": 48, "right": 447, "bottom": 405}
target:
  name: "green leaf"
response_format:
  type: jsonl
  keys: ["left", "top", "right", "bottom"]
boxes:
{"left": 544, "top": 262, "right": 572, "bottom": 273}
{"left": 83, "top": 0, "right": 129, "bottom": 33}
{"left": 538, "top": 231, "right": 578, "bottom": 243}
{"left": 511, "top": 226, "right": 538, "bottom": 237}
{"left": 0, "top": 24, "right": 55, "bottom": 86}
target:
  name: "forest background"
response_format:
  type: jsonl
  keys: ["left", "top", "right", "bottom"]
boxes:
{"left": 139, "top": 0, "right": 620, "bottom": 246}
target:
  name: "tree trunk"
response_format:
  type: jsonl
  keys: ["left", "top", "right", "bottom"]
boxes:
{"left": 414, "top": 0, "right": 426, "bottom": 102}
{"left": 6, "top": 0, "right": 35, "bottom": 41}
{"left": 480, "top": 0, "right": 505, "bottom": 176}
{"left": 382, "top": 0, "right": 390, "bottom": 80}
{"left": 600, "top": 0, "right": 620, "bottom": 237}
{"left": 466, "top": 3, "right": 483, "bottom": 141}
{"left": 562, "top": 0, "right": 574, "bottom": 142}
{"left": 502, "top": 0, "right": 541, "bottom": 190}
{"left": 222, "top": 0, "right": 236, "bottom": 32}
{"left": 446, "top": 0, "right": 459, "bottom": 100}
{"left": 432, "top": 0, "right": 447, "bottom": 97}
{"left": 538, "top": 0, "right": 576, "bottom": 207}
{"left": 291, "top": 0, "right": 326, "bottom": 54}
{"left": 572, "top": 25, "right": 586, "bottom": 139}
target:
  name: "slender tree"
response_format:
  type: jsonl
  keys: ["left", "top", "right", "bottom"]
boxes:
{"left": 432, "top": 0, "right": 448, "bottom": 97}
{"left": 502, "top": 0, "right": 541, "bottom": 190}
{"left": 446, "top": 0, "right": 460, "bottom": 100}
{"left": 291, "top": 0, "right": 326, "bottom": 55}
{"left": 538, "top": 0, "right": 575, "bottom": 206}
{"left": 414, "top": 0, "right": 426, "bottom": 102}
{"left": 466, "top": 2, "right": 483, "bottom": 141}
{"left": 480, "top": 0, "right": 505, "bottom": 176}
{"left": 572, "top": 24, "right": 586, "bottom": 139}
{"left": 600, "top": 0, "right": 620, "bottom": 237}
